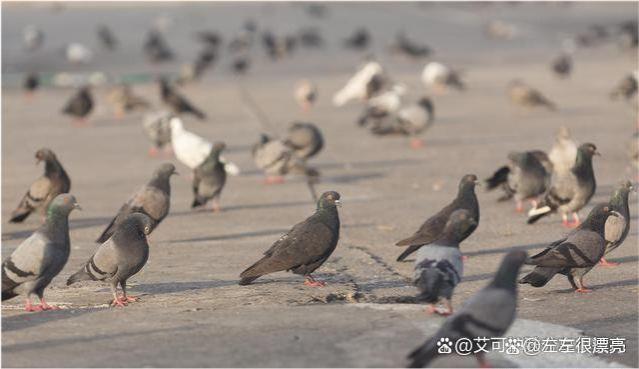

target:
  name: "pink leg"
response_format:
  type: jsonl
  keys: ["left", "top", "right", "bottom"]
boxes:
{"left": 575, "top": 277, "right": 592, "bottom": 293}
{"left": 212, "top": 199, "right": 222, "bottom": 213}
{"left": 515, "top": 201, "right": 524, "bottom": 213}
{"left": 462, "top": 255, "right": 469, "bottom": 262}
{"left": 425, "top": 304, "right": 437, "bottom": 314}
{"left": 303, "top": 275, "right": 326, "bottom": 287}
{"left": 599, "top": 258, "right": 620, "bottom": 267}
{"left": 263, "top": 176, "right": 285, "bottom": 185}
{"left": 24, "top": 298, "right": 43, "bottom": 312}
{"left": 410, "top": 138, "right": 425, "bottom": 149}
{"left": 111, "top": 297, "right": 128, "bottom": 307}
{"left": 148, "top": 147, "right": 159, "bottom": 157}
{"left": 39, "top": 297, "right": 60, "bottom": 310}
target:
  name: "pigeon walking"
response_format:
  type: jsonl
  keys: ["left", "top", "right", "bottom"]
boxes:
{"left": 283, "top": 122, "right": 324, "bottom": 161}
{"left": 23, "top": 72, "right": 40, "bottom": 98}
{"left": 62, "top": 86, "right": 93, "bottom": 124}
{"left": 551, "top": 53, "right": 572, "bottom": 79}
{"left": 143, "top": 111, "right": 173, "bottom": 157}
{"left": 2, "top": 194, "right": 81, "bottom": 311}
{"left": 96, "top": 163, "right": 176, "bottom": 243}
{"left": 407, "top": 250, "right": 527, "bottom": 368}
{"left": 414, "top": 209, "right": 477, "bottom": 316}
{"left": 159, "top": 78, "right": 206, "bottom": 120}
{"left": 610, "top": 72, "right": 637, "bottom": 101}
{"left": 252, "top": 134, "right": 319, "bottom": 184}
{"left": 239, "top": 191, "right": 341, "bottom": 286}
{"left": 192, "top": 142, "right": 227, "bottom": 212}
{"left": 508, "top": 80, "right": 556, "bottom": 111}
{"left": 10, "top": 148, "right": 71, "bottom": 223}
{"left": 421, "top": 62, "right": 465, "bottom": 92}
{"left": 396, "top": 175, "right": 480, "bottom": 262}
{"left": 520, "top": 204, "right": 620, "bottom": 292}
{"left": 364, "top": 97, "right": 434, "bottom": 149}
{"left": 67, "top": 213, "right": 153, "bottom": 307}
{"left": 528, "top": 143, "right": 599, "bottom": 227}
{"left": 485, "top": 150, "right": 552, "bottom": 212}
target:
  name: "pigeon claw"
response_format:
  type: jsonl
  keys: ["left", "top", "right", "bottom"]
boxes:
{"left": 575, "top": 288, "right": 592, "bottom": 293}
{"left": 24, "top": 304, "right": 43, "bottom": 312}
{"left": 111, "top": 298, "right": 128, "bottom": 307}
{"left": 410, "top": 138, "right": 425, "bottom": 149}
{"left": 123, "top": 295, "right": 139, "bottom": 303}
{"left": 263, "top": 176, "right": 285, "bottom": 185}
{"left": 598, "top": 258, "right": 619, "bottom": 267}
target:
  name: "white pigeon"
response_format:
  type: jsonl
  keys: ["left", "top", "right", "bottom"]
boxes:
{"left": 548, "top": 126, "right": 578, "bottom": 176}
{"left": 65, "top": 43, "right": 93, "bottom": 64}
{"left": 333, "top": 61, "right": 385, "bottom": 107}
{"left": 23, "top": 25, "right": 44, "bottom": 51}
{"left": 421, "top": 62, "right": 465, "bottom": 91}
{"left": 169, "top": 117, "right": 240, "bottom": 175}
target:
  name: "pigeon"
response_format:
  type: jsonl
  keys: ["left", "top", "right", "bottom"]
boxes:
{"left": 108, "top": 83, "right": 150, "bottom": 118}
{"left": 610, "top": 72, "right": 638, "bottom": 101}
{"left": 508, "top": 80, "right": 557, "bottom": 111}
{"left": 231, "top": 56, "right": 250, "bottom": 75}
{"left": 97, "top": 24, "right": 118, "bottom": 50}
{"left": 192, "top": 142, "right": 227, "bottom": 212}
{"left": 548, "top": 126, "right": 578, "bottom": 176}
{"left": 407, "top": 250, "right": 527, "bottom": 368}
{"left": 551, "top": 53, "right": 572, "bottom": 79}
{"left": 615, "top": 20, "right": 638, "bottom": 50}
{"left": 96, "top": 163, "right": 176, "bottom": 243}
{"left": 252, "top": 134, "right": 319, "bottom": 184}
{"left": 414, "top": 209, "right": 477, "bottom": 316}
{"left": 391, "top": 31, "right": 431, "bottom": 58}
{"left": 196, "top": 31, "right": 223, "bottom": 49}
{"left": 421, "top": 62, "right": 465, "bottom": 92}
{"left": 64, "top": 43, "right": 93, "bottom": 64}
{"left": 62, "top": 86, "right": 93, "bottom": 124}
{"left": 239, "top": 191, "right": 341, "bottom": 286}
{"left": 159, "top": 78, "right": 206, "bottom": 120}
{"left": 142, "top": 111, "right": 173, "bottom": 157}
{"left": 520, "top": 204, "right": 620, "bottom": 292}
{"left": 10, "top": 148, "right": 71, "bottom": 224}
{"left": 485, "top": 150, "right": 552, "bottom": 212}
{"left": 67, "top": 213, "right": 153, "bottom": 307}
{"left": 333, "top": 61, "right": 388, "bottom": 107}
{"left": 298, "top": 27, "right": 324, "bottom": 48}
{"left": 283, "top": 122, "right": 324, "bottom": 161}
{"left": 192, "top": 48, "right": 217, "bottom": 79}
{"left": 396, "top": 174, "right": 480, "bottom": 262}
{"left": 364, "top": 97, "right": 435, "bottom": 149}
{"left": 528, "top": 143, "right": 599, "bottom": 227}
{"left": 294, "top": 80, "right": 318, "bottom": 111}
{"left": 598, "top": 180, "right": 634, "bottom": 265}
{"left": 169, "top": 117, "right": 240, "bottom": 174}
{"left": 2, "top": 194, "right": 81, "bottom": 311}
{"left": 23, "top": 25, "right": 44, "bottom": 51}
{"left": 23, "top": 72, "right": 40, "bottom": 97}
{"left": 344, "top": 28, "right": 370, "bottom": 49}
{"left": 362, "top": 84, "right": 407, "bottom": 116}
{"left": 144, "top": 30, "right": 174, "bottom": 63}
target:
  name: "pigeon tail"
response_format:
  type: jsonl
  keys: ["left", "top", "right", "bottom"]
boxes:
{"left": 66, "top": 268, "right": 91, "bottom": 286}
{"left": 485, "top": 166, "right": 510, "bottom": 190}
{"left": 9, "top": 209, "right": 32, "bottom": 223}
{"left": 96, "top": 217, "right": 117, "bottom": 243}
{"left": 396, "top": 244, "right": 422, "bottom": 262}
{"left": 2, "top": 274, "right": 20, "bottom": 301}
{"left": 415, "top": 267, "right": 444, "bottom": 303}
{"left": 518, "top": 267, "right": 560, "bottom": 287}
{"left": 527, "top": 205, "right": 552, "bottom": 224}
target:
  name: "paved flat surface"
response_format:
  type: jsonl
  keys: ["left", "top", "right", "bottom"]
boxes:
{"left": 2, "top": 2, "right": 638, "bottom": 368}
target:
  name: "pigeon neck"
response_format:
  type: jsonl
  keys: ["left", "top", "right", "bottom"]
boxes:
{"left": 43, "top": 210, "right": 70, "bottom": 246}
{"left": 44, "top": 158, "right": 64, "bottom": 177}
{"left": 112, "top": 222, "right": 146, "bottom": 245}
{"left": 572, "top": 152, "right": 594, "bottom": 179}
{"left": 489, "top": 262, "right": 518, "bottom": 291}
{"left": 148, "top": 175, "right": 171, "bottom": 194}
{"left": 609, "top": 190, "right": 629, "bottom": 217}
{"left": 457, "top": 185, "right": 476, "bottom": 203}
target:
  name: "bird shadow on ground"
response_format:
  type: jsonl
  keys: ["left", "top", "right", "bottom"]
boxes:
{"left": 575, "top": 313, "right": 639, "bottom": 329}
{"left": 2, "top": 325, "right": 196, "bottom": 353}
{"left": 464, "top": 242, "right": 547, "bottom": 257}
{"left": 2, "top": 307, "right": 99, "bottom": 333}
{"left": 552, "top": 278, "right": 639, "bottom": 294}
{"left": 315, "top": 158, "right": 424, "bottom": 171}
{"left": 356, "top": 279, "right": 411, "bottom": 291}
{"left": 322, "top": 171, "right": 385, "bottom": 184}
{"left": 131, "top": 280, "right": 238, "bottom": 295}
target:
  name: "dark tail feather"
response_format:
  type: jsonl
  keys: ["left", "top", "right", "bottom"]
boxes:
{"left": 190, "top": 107, "right": 207, "bottom": 120}
{"left": 9, "top": 209, "right": 32, "bottom": 223}
{"left": 239, "top": 276, "right": 260, "bottom": 286}
{"left": 397, "top": 244, "right": 422, "bottom": 262}
{"left": 518, "top": 267, "right": 560, "bottom": 287}
{"left": 66, "top": 267, "right": 91, "bottom": 286}
{"left": 2, "top": 272, "right": 20, "bottom": 301}
{"left": 485, "top": 166, "right": 510, "bottom": 190}
{"left": 239, "top": 256, "right": 271, "bottom": 285}
{"left": 96, "top": 216, "right": 117, "bottom": 243}
{"left": 191, "top": 196, "right": 206, "bottom": 209}
{"left": 527, "top": 211, "right": 549, "bottom": 224}
{"left": 415, "top": 267, "right": 443, "bottom": 303}
{"left": 407, "top": 339, "right": 438, "bottom": 368}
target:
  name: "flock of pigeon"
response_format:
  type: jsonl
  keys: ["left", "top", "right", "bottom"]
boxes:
{"left": 3, "top": 5, "right": 639, "bottom": 368}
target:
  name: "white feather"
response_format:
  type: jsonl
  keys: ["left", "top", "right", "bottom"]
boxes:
{"left": 333, "top": 61, "right": 383, "bottom": 107}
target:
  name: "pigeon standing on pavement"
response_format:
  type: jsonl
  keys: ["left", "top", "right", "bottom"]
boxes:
{"left": 520, "top": 204, "right": 619, "bottom": 292}
{"left": 414, "top": 209, "right": 477, "bottom": 316}
{"left": 283, "top": 122, "right": 324, "bottom": 161}
{"left": 391, "top": 31, "right": 431, "bottom": 59}
{"left": 343, "top": 28, "right": 370, "bottom": 49}
{"left": 2, "top": 194, "right": 81, "bottom": 311}
{"left": 252, "top": 134, "right": 319, "bottom": 184}
{"left": 97, "top": 24, "right": 118, "bottom": 50}
{"left": 192, "top": 142, "right": 227, "bottom": 212}
{"left": 67, "top": 213, "right": 153, "bottom": 307}
{"left": 294, "top": 80, "right": 318, "bottom": 112}
{"left": 421, "top": 62, "right": 465, "bottom": 92}
{"left": 364, "top": 97, "right": 434, "bottom": 149}
{"left": 142, "top": 111, "right": 173, "bottom": 157}
{"left": 96, "top": 163, "right": 176, "bottom": 243}
{"left": 159, "top": 78, "right": 206, "bottom": 120}
{"left": 508, "top": 80, "right": 557, "bottom": 111}
{"left": 610, "top": 72, "right": 638, "bottom": 101}
{"left": 599, "top": 180, "right": 634, "bottom": 265}
{"left": 333, "top": 61, "right": 387, "bottom": 107}
{"left": 551, "top": 53, "right": 572, "bottom": 79}
{"left": 108, "top": 83, "right": 150, "bottom": 118}
{"left": 144, "top": 30, "right": 174, "bottom": 63}
{"left": 10, "top": 148, "right": 71, "bottom": 223}
{"left": 23, "top": 25, "right": 44, "bottom": 51}
{"left": 407, "top": 250, "right": 527, "bottom": 368}
{"left": 23, "top": 72, "right": 40, "bottom": 98}
{"left": 528, "top": 143, "right": 599, "bottom": 227}
{"left": 396, "top": 174, "right": 480, "bottom": 262}
{"left": 62, "top": 86, "right": 93, "bottom": 124}
{"left": 239, "top": 191, "right": 341, "bottom": 286}
{"left": 485, "top": 150, "right": 552, "bottom": 212}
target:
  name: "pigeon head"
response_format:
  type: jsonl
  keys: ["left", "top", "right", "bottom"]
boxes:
{"left": 458, "top": 174, "right": 479, "bottom": 193}
{"left": 610, "top": 180, "right": 635, "bottom": 210}
{"left": 491, "top": 249, "right": 528, "bottom": 290}
{"left": 581, "top": 204, "right": 618, "bottom": 233}
{"left": 122, "top": 213, "right": 154, "bottom": 237}
{"left": 577, "top": 143, "right": 600, "bottom": 158}
{"left": 155, "top": 163, "right": 177, "bottom": 178}
{"left": 258, "top": 133, "right": 271, "bottom": 145}
{"left": 47, "top": 193, "right": 81, "bottom": 218}
{"left": 317, "top": 191, "right": 341, "bottom": 209}
{"left": 35, "top": 148, "right": 57, "bottom": 164}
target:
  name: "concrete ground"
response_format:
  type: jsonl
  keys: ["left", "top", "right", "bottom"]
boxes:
{"left": 2, "top": 2, "right": 638, "bottom": 368}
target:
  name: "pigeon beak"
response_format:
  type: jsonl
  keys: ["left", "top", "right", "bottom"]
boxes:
{"left": 73, "top": 203, "right": 82, "bottom": 210}
{"left": 334, "top": 200, "right": 342, "bottom": 207}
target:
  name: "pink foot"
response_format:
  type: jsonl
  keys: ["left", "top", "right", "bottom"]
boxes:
{"left": 303, "top": 279, "right": 326, "bottom": 287}
{"left": 575, "top": 288, "right": 592, "bottom": 293}
{"left": 123, "top": 295, "right": 139, "bottom": 303}
{"left": 148, "top": 147, "right": 159, "bottom": 157}
{"left": 24, "top": 304, "right": 43, "bottom": 312}
{"left": 410, "top": 138, "right": 425, "bottom": 149}
{"left": 599, "top": 258, "right": 620, "bottom": 267}
{"left": 263, "top": 176, "right": 285, "bottom": 185}
{"left": 111, "top": 297, "right": 128, "bottom": 307}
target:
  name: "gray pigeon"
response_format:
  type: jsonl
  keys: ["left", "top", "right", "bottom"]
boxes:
{"left": 2, "top": 194, "right": 81, "bottom": 311}
{"left": 485, "top": 150, "right": 552, "bottom": 212}
{"left": 192, "top": 142, "right": 227, "bottom": 212}
{"left": 610, "top": 72, "right": 637, "bottom": 101}
{"left": 521, "top": 204, "right": 619, "bottom": 292}
{"left": 528, "top": 143, "right": 599, "bottom": 227}
{"left": 142, "top": 111, "right": 173, "bottom": 157}
{"left": 520, "top": 182, "right": 634, "bottom": 291}
{"left": 414, "top": 209, "right": 476, "bottom": 316}
{"left": 62, "top": 86, "right": 93, "bottom": 124}
{"left": 67, "top": 213, "right": 153, "bottom": 307}
{"left": 365, "top": 97, "right": 435, "bottom": 149}
{"left": 239, "top": 191, "right": 341, "bottom": 286}
{"left": 96, "top": 163, "right": 176, "bottom": 243}
{"left": 252, "top": 134, "right": 319, "bottom": 184}
{"left": 407, "top": 250, "right": 527, "bottom": 368}
{"left": 284, "top": 122, "right": 324, "bottom": 161}
{"left": 10, "top": 148, "right": 71, "bottom": 223}
{"left": 508, "top": 80, "right": 557, "bottom": 111}
{"left": 396, "top": 174, "right": 480, "bottom": 262}
{"left": 551, "top": 53, "right": 572, "bottom": 79}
